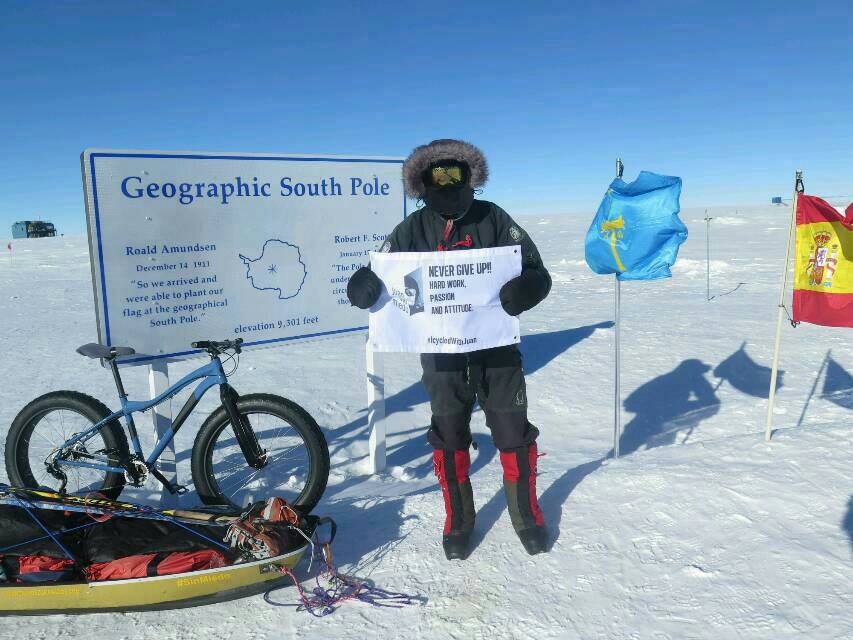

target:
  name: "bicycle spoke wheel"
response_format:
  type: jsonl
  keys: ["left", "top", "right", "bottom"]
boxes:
{"left": 5, "top": 391, "right": 128, "bottom": 499}
{"left": 192, "top": 394, "right": 329, "bottom": 510}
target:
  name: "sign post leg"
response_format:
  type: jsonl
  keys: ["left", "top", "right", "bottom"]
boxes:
{"left": 366, "top": 341, "right": 386, "bottom": 474}
{"left": 148, "top": 360, "right": 178, "bottom": 507}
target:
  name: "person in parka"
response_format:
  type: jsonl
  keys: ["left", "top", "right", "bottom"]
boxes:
{"left": 347, "top": 139, "right": 551, "bottom": 559}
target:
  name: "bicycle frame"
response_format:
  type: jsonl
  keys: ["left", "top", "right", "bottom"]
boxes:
{"left": 54, "top": 358, "right": 228, "bottom": 475}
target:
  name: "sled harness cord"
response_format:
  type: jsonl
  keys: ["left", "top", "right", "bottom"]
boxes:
{"left": 265, "top": 519, "right": 420, "bottom": 617}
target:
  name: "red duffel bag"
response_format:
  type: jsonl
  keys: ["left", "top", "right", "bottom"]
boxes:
{"left": 83, "top": 549, "right": 228, "bottom": 581}
{"left": 14, "top": 556, "right": 76, "bottom": 582}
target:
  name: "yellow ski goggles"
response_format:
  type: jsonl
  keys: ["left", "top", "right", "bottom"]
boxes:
{"left": 429, "top": 164, "right": 466, "bottom": 187}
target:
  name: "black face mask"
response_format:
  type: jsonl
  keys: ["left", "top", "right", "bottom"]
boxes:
{"left": 424, "top": 184, "right": 474, "bottom": 220}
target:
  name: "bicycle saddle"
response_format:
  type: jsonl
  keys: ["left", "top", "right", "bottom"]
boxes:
{"left": 76, "top": 343, "right": 136, "bottom": 359}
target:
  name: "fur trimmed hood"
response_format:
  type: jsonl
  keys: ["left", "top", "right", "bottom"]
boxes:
{"left": 402, "top": 139, "right": 488, "bottom": 199}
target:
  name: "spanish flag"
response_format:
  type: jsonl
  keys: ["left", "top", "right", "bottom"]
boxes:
{"left": 792, "top": 195, "right": 853, "bottom": 327}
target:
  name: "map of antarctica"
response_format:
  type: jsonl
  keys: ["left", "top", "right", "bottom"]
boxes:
{"left": 239, "top": 239, "right": 307, "bottom": 300}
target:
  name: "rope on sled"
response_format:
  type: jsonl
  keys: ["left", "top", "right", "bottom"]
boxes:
{"left": 129, "top": 501, "right": 233, "bottom": 553}
{"left": 0, "top": 519, "right": 103, "bottom": 556}
{"left": 7, "top": 491, "right": 77, "bottom": 561}
{"left": 265, "top": 533, "right": 419, "bottom": 617}
{"left": 0, "top": 486, "right": 232, "bottom": 555}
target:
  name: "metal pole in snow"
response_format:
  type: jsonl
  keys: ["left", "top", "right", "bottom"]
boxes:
{"left": 765, "top": 170, "right": 802, "bottom": 442}
{"left": 613, "top": 158, "right": 624, "bottom": 458}
{"left": 704, "top": 211, "right": 713, "bottom": 301}
{"left": 614, "top": 275, "right": 621, "bottom": 458}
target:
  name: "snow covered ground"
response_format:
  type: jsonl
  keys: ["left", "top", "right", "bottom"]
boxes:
{"left": 1, "top": 204, "right": 850, "bottom": 639}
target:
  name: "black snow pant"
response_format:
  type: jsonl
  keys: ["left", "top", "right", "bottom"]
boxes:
{"left": 421, "top": 344, "right": 539, "bottom": 452}
{"left": 422, "top": 345, "right": 543, "bottom": 536}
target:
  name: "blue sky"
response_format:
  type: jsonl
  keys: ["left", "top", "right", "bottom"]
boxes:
{"left": 1, "top": 1, "right": 851, "bottom": 233}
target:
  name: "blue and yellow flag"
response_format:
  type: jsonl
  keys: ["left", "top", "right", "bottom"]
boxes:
{"left": 584, "top": 171, "right": 687, "bottom": 281}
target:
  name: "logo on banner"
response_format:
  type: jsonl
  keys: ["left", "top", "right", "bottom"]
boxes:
{"left": 369, "top": 246, "right": 522, "bottom": 353}
{"left": 806, "top": 230, "right": 838, "bottom": 288}
{"left": 391, "top": 268, "right": 425, "bottom": 316}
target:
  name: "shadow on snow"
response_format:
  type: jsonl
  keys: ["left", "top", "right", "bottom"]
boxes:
{"left": 614, "top": 343, "right": 783, "bottom": 456}
{"left": 616, "top": 358, "right": 721, "bottom": 456}
{"left": 822, "top": 353, "right": 853, "bottom": 410}
{"left": 324, "top": 321, "right": 613, "bottom": 495}
{"left": 713, "top": 341, "right": 783, "bottom": 399}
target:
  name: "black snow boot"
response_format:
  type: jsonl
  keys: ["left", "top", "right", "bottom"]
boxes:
{"left": 517, "top": 526, "right": 549, "bottom": 555}
{"left": 442, "top": 531, "right": 473, "bottom": 560}
{"left": 500, "top": 443, "right": 549, "bottom": 556}
{"left": 433, "top": 448, "right": 475, "bottom": 560}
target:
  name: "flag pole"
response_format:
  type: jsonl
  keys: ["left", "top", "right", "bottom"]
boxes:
{"left": 704, "top": 211, "right": 713, "bottom": 301}
{"left": 613, "top": 158, "right": 624, "bottom": 458}
{"left": 765, "top": 170, "right": 803, "bottom": 441}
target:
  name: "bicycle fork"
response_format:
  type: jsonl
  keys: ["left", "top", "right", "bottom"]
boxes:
{"left": 220, "top": 385, "right": 268, "bottom": 469}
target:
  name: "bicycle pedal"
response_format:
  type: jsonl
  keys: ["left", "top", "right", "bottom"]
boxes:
{"left": 161, "top": 480, "right": 188, "bottom": 495}
{"left": 149, "top": 465, "right": 187, "bottom": 495}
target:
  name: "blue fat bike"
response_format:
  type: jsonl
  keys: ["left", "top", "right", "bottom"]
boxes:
{"left": 4, "top": 339, "right": 329, "bottom": 511}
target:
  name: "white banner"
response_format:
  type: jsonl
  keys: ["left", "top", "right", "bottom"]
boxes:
{"left": 368, "top": 246, "right": 521, "bottom": 353}
{"left": 81, "top": 149, "right": 405, "bottom": 365}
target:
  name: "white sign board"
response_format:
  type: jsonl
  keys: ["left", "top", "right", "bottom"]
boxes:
{"left": 81, "top": 149, "right": 405, "bottom": 365}
{"left": 368, "top": 246, "right": 521, "bottom": 353}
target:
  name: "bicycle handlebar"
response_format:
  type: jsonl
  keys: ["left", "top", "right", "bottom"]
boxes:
{"left": 191, "top": 338, "right": 244, "bottom": 356}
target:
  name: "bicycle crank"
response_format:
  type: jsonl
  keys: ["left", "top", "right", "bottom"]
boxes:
{"left": 123, "top": 458, "right": 149, "bottom": 487}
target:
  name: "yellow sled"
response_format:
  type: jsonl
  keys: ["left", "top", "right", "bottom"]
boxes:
{"left": 0, "top": 545, "right": 307, "bottom": 614}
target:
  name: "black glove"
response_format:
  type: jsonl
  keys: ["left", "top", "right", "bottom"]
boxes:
{"left": 347, "top": 266, "right": 383, "bottom": 309}
{"left": 499, "top": 268, "right": 550, "bottom": 316}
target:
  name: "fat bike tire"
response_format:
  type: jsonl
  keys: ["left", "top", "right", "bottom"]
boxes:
{"left": 191, "top": 394, "right": 329, "bottom": 511}
{"left": 5, "top": 391, "right": 128, "bottom": 499}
